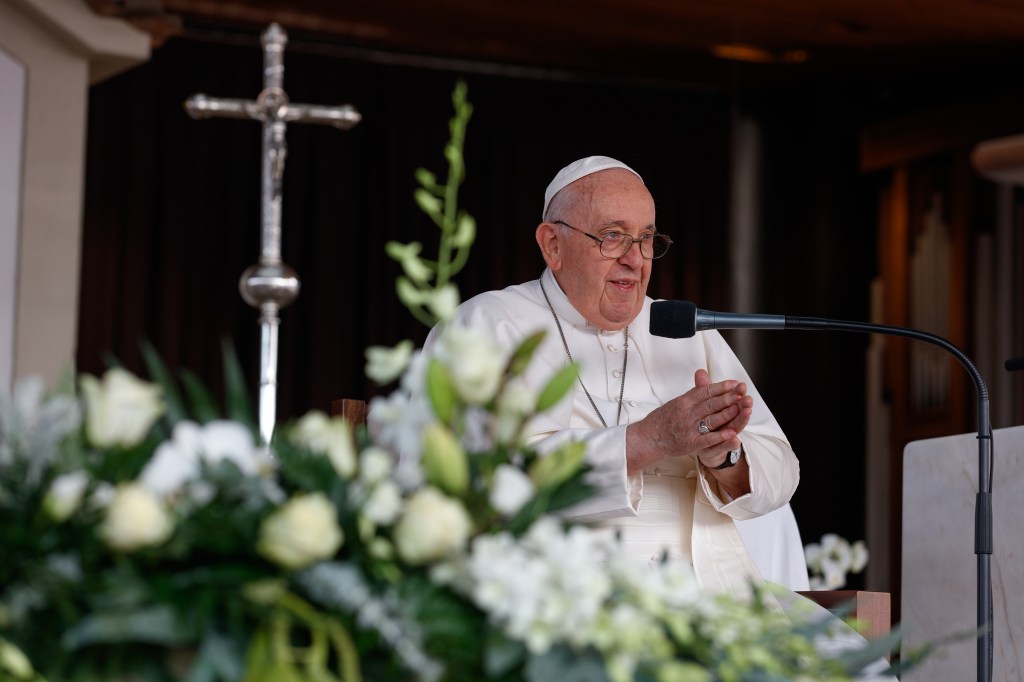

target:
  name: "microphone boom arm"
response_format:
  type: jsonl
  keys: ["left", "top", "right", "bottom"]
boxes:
{"left": 784, "top": 315, "right": 993, "bottom": 682}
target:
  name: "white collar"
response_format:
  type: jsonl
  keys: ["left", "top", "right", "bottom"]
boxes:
{"left": 540, "top": 267, "right": 633, "bottom": 334}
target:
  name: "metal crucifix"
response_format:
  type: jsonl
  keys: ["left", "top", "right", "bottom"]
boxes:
{"left": 185, "top": 23, "right": 361, "bottom": 447}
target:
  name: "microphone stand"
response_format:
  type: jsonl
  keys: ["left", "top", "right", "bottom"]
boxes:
{"left": 785, "top": 316, "right": 994, "bottom": 682}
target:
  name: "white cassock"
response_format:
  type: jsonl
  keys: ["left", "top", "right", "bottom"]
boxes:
{"left": 427, "top": 268, "right": 807, "bottom": 594}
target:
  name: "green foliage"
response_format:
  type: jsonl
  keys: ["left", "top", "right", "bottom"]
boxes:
{"left": 426, "top": 359, "right": 457, "bottom": 424}
{"left": 534, "top": 362, "right": 580, "bottom": 413}
{"left": 386, "top": 79, "right": 475, "bottom": 328}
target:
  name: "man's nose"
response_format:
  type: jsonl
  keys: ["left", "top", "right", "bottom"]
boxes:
{"left": 618, "top": 240, "right": 644, "bottom": 265}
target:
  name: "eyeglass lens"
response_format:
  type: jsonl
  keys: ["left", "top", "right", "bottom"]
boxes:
{"left": 601, "top": 233, "right": 672, "bottom": 259}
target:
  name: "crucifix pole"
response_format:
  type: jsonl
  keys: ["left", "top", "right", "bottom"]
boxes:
{"left": 184, "top": 23, "right": 361, "bottom": 446}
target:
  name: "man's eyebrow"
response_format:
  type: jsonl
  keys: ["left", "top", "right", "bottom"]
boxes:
{"left": 601, "top": 220, "right": 659, "bottom": 232}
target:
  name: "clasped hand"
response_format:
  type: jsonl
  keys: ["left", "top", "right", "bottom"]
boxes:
{"left": 626, "top": 369, "right": 753, "bottom": 476}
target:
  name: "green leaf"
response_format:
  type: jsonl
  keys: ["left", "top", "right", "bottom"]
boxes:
{"left": 528, "top": 441, "right": 586, "bottom": 489}
{"left": 535, "top": 362, "right": 579, "bottom": 412}
{"left": 506, "top": 331, "right": 546, "bottom": 378}
{"left": 426, "top": 359, "right": 456, "bottom": 423}
{"left": 414, "top": 188, "right": 442, "bottom": 216}
{"left": 242, "top": 626, "right": 271, "bottom": 682}
{"left": 139, "top": 338, "right": 187, "bottom": 424}
{"left": 221, "top": 337, "right": 255, "bottom": 427}
{"left": 185, "top": 630, "right": 246, "bottom": 682}
{"left": 181, "top": 369, "right": 220, "bottom": 423}
{"left": 543, "top": 474, "right": 597, "bottom": 514}
{"left": 325, "top": 619, "right": 364, "bottom": 682}
{"left": 484, "top": 632, "right": 526, "bottom": 677}
{"left": 525, "top": 644, "right": 610, "bottom": 682}
{"left": 834, "top": 627, "right": 903, "bottom": 678}
{"left": 62, "top": 604, "right": 198, "bottom": 649}
{"left": 421, "top": 423, "right": 469, "bottom": 496}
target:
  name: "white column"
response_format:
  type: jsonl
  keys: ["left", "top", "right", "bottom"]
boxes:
{"left": 0, "top": 48, "right": 26, "bottom": 390}
{"left": 0, "top": 0, "right": 149, "bottom": 389}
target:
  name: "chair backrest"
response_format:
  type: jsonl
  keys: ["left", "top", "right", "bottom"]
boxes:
{"left": 331, "top": 398, "right": 367, "bottom": 427}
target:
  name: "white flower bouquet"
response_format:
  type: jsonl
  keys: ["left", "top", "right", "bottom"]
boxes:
{"left": 0, "top": 81, "right": 904, "bottom": 682}
{"left": 805, "top": 533, "right": 870, "bottom": 591}
{"left": 0, "top": 345, "right": 895, "bottom": 682}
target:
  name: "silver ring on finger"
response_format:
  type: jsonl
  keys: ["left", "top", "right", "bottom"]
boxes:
{"left": 698, "top": 419, "right": 711, "bottom": 435}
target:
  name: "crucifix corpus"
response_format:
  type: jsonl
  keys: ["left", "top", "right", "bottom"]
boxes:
{"left": 185, "top": 23, "right": 361, "bottom": 447}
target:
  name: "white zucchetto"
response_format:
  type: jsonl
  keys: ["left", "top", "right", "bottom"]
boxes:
{"left": 542, "top": 156, "right": 643, "bottom": 219}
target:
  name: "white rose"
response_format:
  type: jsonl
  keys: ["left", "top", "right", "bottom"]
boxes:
{"left": 489, "top": 464, "right": 535, "bottom": 516}
{"left": 293, "top": 411, "right": 356, "bottom": 479}
{"left": 393, "top": 487, "right": 472, "bottom": 565}
{"left": 100, "top": 483, "right": 173, "bottom": 552}
{"left": 362, "top": 480, "right": 403, "bottom": 526}
{"left": 44, "top": 471, "right": 90, "bottom": 521}
{"left": 257, "top": 493, "right": 344, "bottom": 570}
{"left": 436, "top": 326, "right": 504, "bottom": 405}
{"left": 365, "top": 340, "right": 414, "bottom": 385}
{"left": 359, "top": 447, "right": 394, "bottom": 484}
{"left": 80, "top": 368, "right": 164, "bottom": 448}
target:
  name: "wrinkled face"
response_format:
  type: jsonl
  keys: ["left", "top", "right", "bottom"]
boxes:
{"left": 536, "top": 169, "right": 656, "bottom": 331}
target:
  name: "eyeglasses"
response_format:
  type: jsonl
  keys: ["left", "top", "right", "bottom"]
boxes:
{"left": 553, "top": 220, "right": 673, "bottom": 260}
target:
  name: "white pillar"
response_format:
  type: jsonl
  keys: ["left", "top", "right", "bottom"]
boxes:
{"left": 0, "top": 48, "right": 26, "bottom": 390}
{"left": 0, "top": 0, "right": 149, "bottom": 390}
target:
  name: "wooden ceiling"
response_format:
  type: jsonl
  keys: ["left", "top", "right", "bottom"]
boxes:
{"left": 95, "top": 0, "right": 1024, "bottom": 91}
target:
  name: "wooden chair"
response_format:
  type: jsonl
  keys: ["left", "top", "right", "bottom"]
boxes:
{"left": 331, "top": 398, "right": 892, "bottom": 642}
{"left": 331, "top": 398, "right": 367, "bottom": 428}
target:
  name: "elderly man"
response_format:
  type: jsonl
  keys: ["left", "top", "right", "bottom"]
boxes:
{"left": 426, "top": 156, "right": 806, "bottom": 596}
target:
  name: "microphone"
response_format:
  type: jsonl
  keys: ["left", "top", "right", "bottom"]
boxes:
{"left": 651, "top": 299, "right": 995, "bottom": 682}
{"left": 1006, "top": 356, "right": 1024, "bottom": 372}
{"left": 649, "top": 300, "right": 784, "bottom": 338}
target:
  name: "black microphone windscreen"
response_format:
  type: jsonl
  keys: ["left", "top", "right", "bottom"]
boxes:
{"left": 650, "top": 300, "right": 697, "bottom": 339}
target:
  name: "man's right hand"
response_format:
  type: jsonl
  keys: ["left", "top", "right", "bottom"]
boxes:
{"left": 625, "top": 369, "right": 753, "bottom": 475}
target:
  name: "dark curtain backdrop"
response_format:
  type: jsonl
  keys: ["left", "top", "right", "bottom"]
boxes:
{"left": 78, "top": 30, "right": 876, "bottom": 575}
{"left": 79, "top": 34, "right": 733, "bottom": 417}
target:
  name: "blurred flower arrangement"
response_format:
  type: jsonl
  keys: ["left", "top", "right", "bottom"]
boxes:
{"left": 0, "top": 82, "right": 901, "bottom": 682}
{"left": 804, "top": 534, "right": 870, "bottom": 591}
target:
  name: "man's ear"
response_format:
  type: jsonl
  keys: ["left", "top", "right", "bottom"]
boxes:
{"left": 535, "top": 222, "right": 562, "bottom": 270}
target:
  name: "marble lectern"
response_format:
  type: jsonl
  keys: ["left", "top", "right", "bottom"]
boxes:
{"left": 901, "top": 425, "right": 1024, "bottom": 681}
